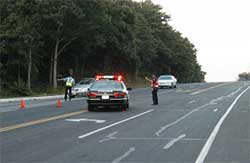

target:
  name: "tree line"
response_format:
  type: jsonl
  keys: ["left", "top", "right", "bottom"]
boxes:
{"left": 238, "top": 72, "right": 250, "bottom": 81}
{"left": 0, "top": 0, "right": 205, "bottom": 96}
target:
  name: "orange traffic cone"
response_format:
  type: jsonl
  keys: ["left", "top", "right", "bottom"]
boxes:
{"left": 56, "top": 99, "right": 61, "bottom": 108}
{"left": 20, "top": 99, "right": 25, "bottom": 109}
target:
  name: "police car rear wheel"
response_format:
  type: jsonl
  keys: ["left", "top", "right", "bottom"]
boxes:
{"left": 88, "top": 105, "right": 94, "bottom": 111}
{"left": 121, "top": 106, "right": 127, "bottom": 111}
{"left": 120, "top": 104, "right": 127, "bottom": 111}
{"left": 124, "top": 103, "right": 129, "bottom": 110}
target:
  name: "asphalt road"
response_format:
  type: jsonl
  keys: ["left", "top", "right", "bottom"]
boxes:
{"left": 0, "top": 81, "right": 249, "bottom": 163}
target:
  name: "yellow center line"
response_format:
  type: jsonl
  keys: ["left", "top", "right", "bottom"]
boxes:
{"left": 0, "top": 110, "right": 88, "bottom": 133}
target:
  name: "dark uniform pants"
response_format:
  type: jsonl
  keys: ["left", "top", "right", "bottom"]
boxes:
{"left": 152, "top": 88, "right": 158, "bottom": 104}
{"left": 65, "top": 86, "right": 72, "bottom": 100}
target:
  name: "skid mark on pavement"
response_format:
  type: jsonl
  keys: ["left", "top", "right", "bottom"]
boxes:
{"left": 112, "top": 147, "right": 135, "bottom": 163}
{"left": 0, "top": 110, "right": 87, "bottom": 133}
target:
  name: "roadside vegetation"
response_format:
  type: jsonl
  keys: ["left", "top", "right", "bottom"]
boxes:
{"left": 0, "top": 0, "right": 205, "bottom": 97}
{"left": 238, "top": 72, "right": 250, "bottom": 81}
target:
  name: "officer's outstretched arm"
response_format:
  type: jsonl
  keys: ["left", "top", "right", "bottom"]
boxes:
{"left": 145, "top": 76, "right": 152, "bottom": 82}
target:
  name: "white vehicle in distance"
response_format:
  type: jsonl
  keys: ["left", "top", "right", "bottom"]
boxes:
{"left": 71, "top": 78, "right": 95, "bottom": 97}
{"left": 158, "top": 75, "right": 177, "bottom": 88}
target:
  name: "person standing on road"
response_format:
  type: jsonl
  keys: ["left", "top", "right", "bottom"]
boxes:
{"left": 145, "top": 74, "right": 159, "bottom": 105}
{"left": 57, "top": 71, "right": 75, "bottom": 101}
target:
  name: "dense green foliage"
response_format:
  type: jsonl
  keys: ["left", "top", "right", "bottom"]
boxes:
{"left": 238, "top": 72, "right": 250, "bottom": 81}
{"left": 0, "top": 0, "right": 205, "bottom": 96}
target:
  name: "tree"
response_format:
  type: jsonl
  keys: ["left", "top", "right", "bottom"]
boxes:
{"left": 16, "top": 0, "right": 43, "bottom": 89}
{"left": 0, "top": 0, "right": 206, "bottom": 96}
{"left": 238, "top": 72, "right": 250, "bottom": 81}
{"left": 0, "top": 0, "right": 43, "bottom": 90}
{"left": 39, "top": 0, "right": 83, "bottom": 88}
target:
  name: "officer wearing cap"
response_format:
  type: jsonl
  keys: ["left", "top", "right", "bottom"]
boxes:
{"left": 145, "top": 74, "right": 159, "bottom": 105}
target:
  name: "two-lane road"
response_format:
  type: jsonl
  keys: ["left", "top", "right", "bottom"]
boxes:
{"left": 1, "top": 81, "right": 249, "bottom": 163}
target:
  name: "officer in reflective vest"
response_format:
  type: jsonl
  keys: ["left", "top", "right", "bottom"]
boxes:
{"left": 58, "top": 74, "right": 75, "bottom": 101}
{"left": 145, "top": 74, "right": 159, "bottom": 105}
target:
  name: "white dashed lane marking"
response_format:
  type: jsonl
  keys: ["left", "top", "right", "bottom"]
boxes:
{"left": 78, "top": 109, "right": 154, "bottom": 139}
{"left": 99, "top": 131, "right": 118, "bottom": 143}
{"left": 66, "top": 118, "right": 106, "bottom": 123}
{"left": 163, "top": 134, "right": 186, "bottom": 150}
{"left": 112, "top": 147, "right": 135, "bottom": 163}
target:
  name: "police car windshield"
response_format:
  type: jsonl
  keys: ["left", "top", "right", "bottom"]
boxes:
{"left": 91, "top": 80, "right": 123, "bottom": 91}
{"left": 78, "top": 79, "right": 94, "bottom": 85}
{"left": 159, "top": 76, "right": 172, "bottom": 80}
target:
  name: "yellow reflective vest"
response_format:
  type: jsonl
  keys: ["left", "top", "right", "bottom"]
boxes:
{"left": 64, "top": 77, "right": 75, "bottom": 87}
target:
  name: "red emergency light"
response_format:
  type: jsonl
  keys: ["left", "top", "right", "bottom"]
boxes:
{"left": 95, "top": 75, "right": 103, "bottom": 80}
{"left": 95, "top": 75, "right": 124, "bottom": 81}
{"left": 117, "top": 75, "right": 123, "bottom": 81}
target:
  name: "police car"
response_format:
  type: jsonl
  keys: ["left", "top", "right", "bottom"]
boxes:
{"left": 87, "top": 75, "right": 131, "bottom": 111}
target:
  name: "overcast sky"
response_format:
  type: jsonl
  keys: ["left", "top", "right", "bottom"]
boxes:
{"left": 151, "top": 0, "right": 250, "bottom": 82}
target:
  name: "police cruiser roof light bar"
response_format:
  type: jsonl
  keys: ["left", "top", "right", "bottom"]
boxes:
{"left": 95, "top": 75, "right": 123, "bottom": 81}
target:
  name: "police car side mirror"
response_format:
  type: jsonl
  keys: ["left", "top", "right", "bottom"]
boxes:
{"left": 127, "top": 87, "right": 132, "bottom": 91}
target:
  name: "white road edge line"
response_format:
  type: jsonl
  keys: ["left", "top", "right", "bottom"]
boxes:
{"left": 195, "top": 85, "right": 250, "bottom": 163}
{"left": 190, "top": 83, "right": 231, "bottom": 95}
{"left": 78, "top": 109, "right": 154, "bottom": 139}
{"left": 112, "top": 147, "right": 135, "bottom": 163}
{"left": 163, "top": 134, "right": 186, "bottom": 149}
